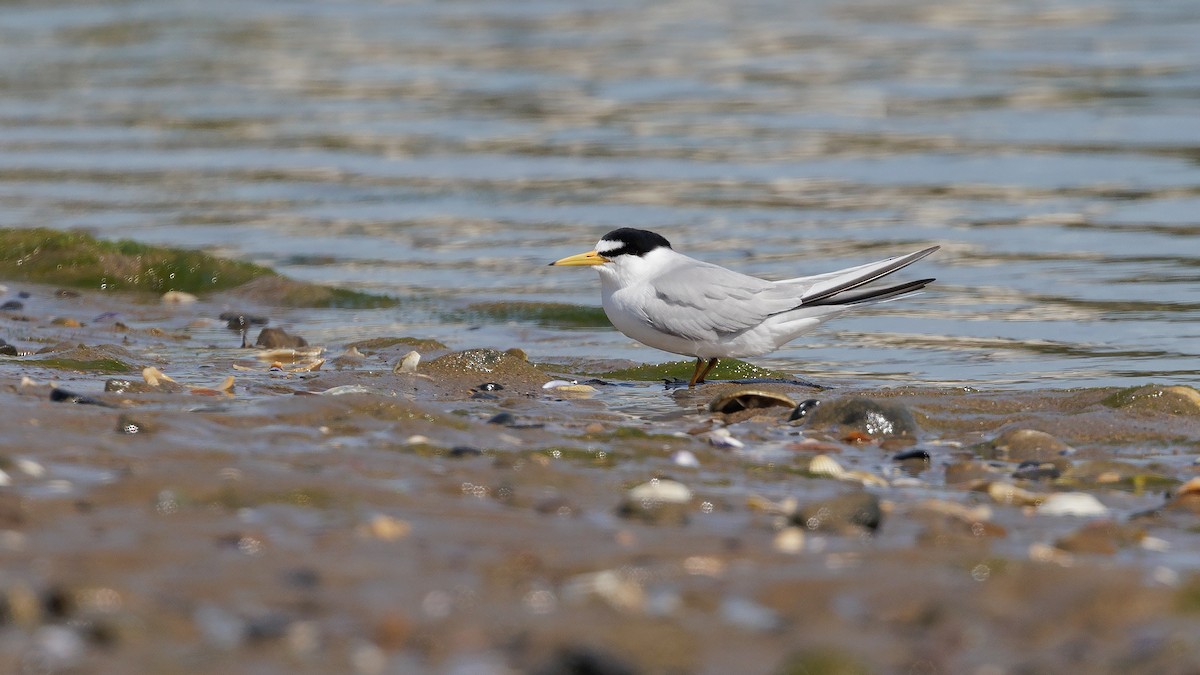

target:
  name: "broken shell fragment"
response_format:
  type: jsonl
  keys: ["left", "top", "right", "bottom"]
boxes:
{"left": 709, "top": 388, "right": 795, "bottom": 415}
{"left": 394, "top": 351, "right": 420, "bottom": 373}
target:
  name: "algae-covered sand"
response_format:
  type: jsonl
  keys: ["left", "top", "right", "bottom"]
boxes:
{"left": 2, "top": 240, "right": 1200, "bottom": 674}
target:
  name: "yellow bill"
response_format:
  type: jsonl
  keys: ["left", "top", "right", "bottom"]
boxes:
{"left": 550, "top": 250, "right": 609, "bottom": 266}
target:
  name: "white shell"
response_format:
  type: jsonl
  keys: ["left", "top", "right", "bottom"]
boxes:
{"left": 397, "top": 351, "right": 420, "bottom": 373}
{"left": 628, "top": 478, "right": 692, "bottom": 504}
{"left": 705, "top": 428, "right": 744, "bottom": 449}
{"left": 1037, "top": 492, "right": 1109, "bottom": 517}
{"left": 671, "top": 450, "right": 700, "bottom": 468}
{"left": 808, "top": 454, "right": 846, "bottom": 479}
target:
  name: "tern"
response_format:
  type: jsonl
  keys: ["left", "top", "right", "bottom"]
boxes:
{"left": 550, "top": 228, "right": 937, "bottom": 387}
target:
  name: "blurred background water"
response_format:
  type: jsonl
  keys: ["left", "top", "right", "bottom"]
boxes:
{"left": 1, "top": 0, "right": 1198, "bottom": 388}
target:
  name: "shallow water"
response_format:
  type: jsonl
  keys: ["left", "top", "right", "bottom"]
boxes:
{"left": 2, "top": 0, "right": 1199, "bottom": 388}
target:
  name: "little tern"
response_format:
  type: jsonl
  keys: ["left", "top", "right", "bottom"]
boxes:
{"left": 550, "top": 228, "right": 937, "bottom": 387}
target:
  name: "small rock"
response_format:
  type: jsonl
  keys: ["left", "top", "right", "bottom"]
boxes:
{"left": 487, "top": 412, "right": 516, "bottom": 426}
{"left": 1055, "top": 520, "right": 1145, "bottom": 555}
{"left": 0, "top": 339, "right": 17, "bottom": 356}
{"left": 720, "top": 596, "right": 782, "bottom": 632}
{"left": 773, "top": 527, "right": 805, "bottom": 553}
{"left": 448, "top": 446, "right": 483, "bottom": 458}
{"left": 331, "top": 346, "right": 366, "bottom": 370}
{"left": 477, "top": 382, "right": 504, "bottom": 391}
{"left": 53, "top": 289, "right": 78, "bottom": 298}
{"left": 978, "top": 428, "right": 1073, "bottom": 463}
{"left": 255, "top": 327, "right": 308, "bottom": 348}
{"left": 803, "top": 397, "right": 918, "bottom": 438}
{"left": 1013, "top": 460, "right": 1061, "bottom": 481}
{"left": 533, "top": 646, "right": 639, "bottom": 675}
{"left": 0, "top": 300, "right": 24, "bottom": 311}
{"left": 51, "top": 317, "right": 82, "bottom": 327}
{"left": 793, "top": 491, "right": 883, "bottom": 534}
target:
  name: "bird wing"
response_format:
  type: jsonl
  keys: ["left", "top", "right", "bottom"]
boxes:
{"left": 639, "top": 259, "right": 798, "bottom": 341}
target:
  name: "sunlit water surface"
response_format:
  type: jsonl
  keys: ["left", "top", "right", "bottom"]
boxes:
{"left": 2, "top": 0, "right": 1199, "bottom": 389}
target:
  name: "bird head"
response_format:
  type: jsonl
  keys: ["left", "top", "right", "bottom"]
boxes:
{"left": 549, "top": 228, "right": 673, "bottom": 281}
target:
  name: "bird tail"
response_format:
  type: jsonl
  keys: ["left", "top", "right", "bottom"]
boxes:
{"left": 801, "top": 277, "right": 934, "bottom": 307}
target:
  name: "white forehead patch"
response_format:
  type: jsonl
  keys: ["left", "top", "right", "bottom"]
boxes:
{"left": 595, "top": 238, "right": 622, "bottom": 254}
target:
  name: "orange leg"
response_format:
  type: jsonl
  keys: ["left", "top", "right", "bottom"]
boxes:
{"left": 689, "top": 357, "right": 719, "bottom": 387}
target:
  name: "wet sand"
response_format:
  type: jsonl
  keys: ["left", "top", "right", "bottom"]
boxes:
{"left": 2, "top": 282, "right": 1200, "bottom": 674}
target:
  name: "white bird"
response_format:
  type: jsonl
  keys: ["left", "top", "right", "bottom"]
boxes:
{"left": 550, "top": 228, "right": 937, "bottom": 387}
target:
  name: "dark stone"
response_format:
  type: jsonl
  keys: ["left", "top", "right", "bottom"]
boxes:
{"left": 788, "top": 398, "right": 820, "bottom": 422}
{"left": 18, "top": 291, "right": 31, "bottom": 299}
{"left": 255, "top": 327, "right": 308, "bottom": 349}
{"left": 487, "top": 412, "right": 516, "bottom": 426}
{"left": 1012, "top": 460, "right": 1061, "bottom": 481}
{"left": 0, "top": 339, "right": 16, "bottom": 356}
{"left": 449, "top": 446, "right": 483, "bottom": 458}
{"left": 893, "top": 449, "right": 931, "bottom": 462}
{"left": 50, "top": 387, "right": 114, "bottom": 407}
{"left": 477, "top": 382, "right": 504, "bottom": 391}
{"left": 0, "top": 300, "right": 23, "bottom": 311}
{"left": 802, "top": 396, "right": 918, "bottom": 438}
{"left": 471, "top": 391, "right": 500, "bottom": 400}
{"left": 281, "top": 567, "right": 322, "bottom": 590}
{"left": 54, "top": 289, "right": 80, "bottom": 298}
{"left": 534, "top": 646, "right": 638, "bottom": 675}
{"left": 116, "top": 415, "right": 146, "bottom": 435}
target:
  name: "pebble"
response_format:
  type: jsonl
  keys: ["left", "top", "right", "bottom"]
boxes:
{"left": 794, "top": 492, "right": 883, "bottom": 534}
{"left": 1012, "top": 460, "right": 1061, "bottom": 481}
{"left": 1038, "top": 492, "right": 1109, "bottom": 517}
{"left": 448, "top": 446, "right": 483, "bottom": 458}
{"left": 487, "top": 412, "right": 516, "bottom": 426}
{"left": 0, "top": 299, "right": 23, "bottom": 311}
{"left": 0, "top": 338, "right": 17, "bottom": 356}
{"left": 256, "top": 327, "right": 308, "bottom": 349}
{"left": 618, "top": 479, "right": 692, "bottom": 526}
{"left": 720, "top": 596, "right": 782, "bottom": 632}
{"left": 979, "top": 428, "right": 1073, "bottom": 462}
{"left": 116, "top": 415, "right": 147, "bottom": 435}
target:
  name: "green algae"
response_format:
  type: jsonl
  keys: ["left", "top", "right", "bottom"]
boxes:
{"left": 0, "top": 227, "right": 394, "bottom": 308}
{"left": 595, "top": 358, "right": 791, "bottom": 382}
{"left": 1100, "top": 384, "right": 1200, "bottom": 415}
{"left": 34, "top": 357, "right": 133, "bottom": 373}
{"left": 454, "top": 301, "right": 610, "bottom": 328}
{"left": 348, "top": 336, "right": 448, "bottom": 352}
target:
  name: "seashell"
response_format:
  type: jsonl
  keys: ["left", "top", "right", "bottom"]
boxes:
{"left": 318, "top": 385, "right": 375, "bottom": 396}
{"left": 1037, "top": 492, "right": 1109, "bottom": 517}
{"left": 987, "top": 481, "right": 1044, "bottom": 507}
{"left": 289, "top": 359, "right": 324, "bottom": 372}
{"left": 255, "top": 347, "right": 324, "bottom": 363}
{"left": 394, "top": 351, "right": 420, "bottom": 373}
{"left": 709, "top": 388, "right": 795, "bottom": 415}
{"left": 844, "top": 470, "right": 889, "bottom": 488}
{"left": 552, "top": 384, "right": 597, "bottom": 394}
{"left": 161, "top": 291, "right": 198, "bottom": 305}
{"left": 628, "top": 478, "right": 692, "bottom": 504}
{"left": 773, "top": 527, "right": 805, "bottom": 554}
{"left": 704, "top": 428, "right": 744, "bottom": 449}
{"left": 142, "top": 367, "right": 176, "bottom": 386}
{"left": 543, "top": 379, "right": 578, "bottom": 389}
{"left": 671, "top": 450, "right": 700, "bottom": 467}
{"left": 808, "top": 454, "right": 846, "bottom": 479}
